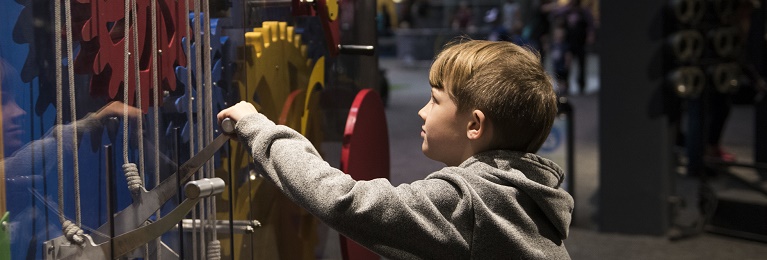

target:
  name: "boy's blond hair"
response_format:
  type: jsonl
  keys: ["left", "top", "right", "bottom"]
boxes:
{"left": 429, "top": 39, "right": 557, "bottom": 153}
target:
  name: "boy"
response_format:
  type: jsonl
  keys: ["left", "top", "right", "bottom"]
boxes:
{"left": 217, "top": 39, "right": 574, "bottom": 259}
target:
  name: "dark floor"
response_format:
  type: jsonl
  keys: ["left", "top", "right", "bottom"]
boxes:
{"left": 373, "top": 56, "right": 767, "bottom": 259}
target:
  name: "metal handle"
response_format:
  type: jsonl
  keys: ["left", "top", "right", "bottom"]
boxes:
{"left": 338, "top": 45, "right": 375, "bottom": 56}
{"left": 221, "top": 118, "right": 235, "bottom": 134}
{"left": 185, "top": 178, "right": 226, "bottom": 199}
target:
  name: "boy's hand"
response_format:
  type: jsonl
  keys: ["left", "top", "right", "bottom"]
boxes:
{"left": 217, "top": 101, "right": 259, "bottom": 130}
{"left": 94, "top": 101, "right": 142, "bottom": 121}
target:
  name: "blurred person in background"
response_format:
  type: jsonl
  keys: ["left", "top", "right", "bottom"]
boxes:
{"left": 552, "top": 0, "right": 595, "bottom": 95}
{"left": 525, "top": 0, "right": 558, "bottom": 62}
{"left": 550, "top": 25, "right": 572, "bottom": 96}
{"left": 703, "top": 0, "right": 766, "bottom": 163}
{"left": 451, "top": 1, "right": 475, "bottom": 33}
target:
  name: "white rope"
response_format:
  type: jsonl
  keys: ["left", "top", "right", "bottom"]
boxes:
{"left": 55, "top": 0, "right": 85, "bottom": 244}
{"left": 129, "top": 0, "right": 148, "bottom": 257}
{"left": 65, "top": 0, "right": 82, "bottom": 227}
{"left": 54, "top": 0, "right": 64, "bottom": 226}
{"left": 122, "top": 0, "right": 131, "bottom": 164}
{"left": 62, "top": 220, "right": 84, "bottom": 244}
{"left": 206, "top": 240, "right": 221, "bottom": 260}
{"left": 121, "top": 0, "right": 141, "bottom": 195}
{"left": 184, "top": 0, "right": 195, "bottom": 159}
{"left": 150, "top": 0, "right": 162, "bottom": 257}
{"left": 150, "top": 0, "right": 160, "bottom": 191}
{"left": 132, "top": 0, "right": 145, "bottom": 183}
{"left": 193, "top": 0, "right": 203, "bottom": 258}
{"left": 150, "top": 0, "right": 160, "bottom": 188}
{"left": 202, "top": 0, "right": 218, "bottom": 247}
{"left": 184, "top": 11, "right": 196, "bottom": 255}
{"left": 123, "top": 163, "right": 142, "bottom": 192}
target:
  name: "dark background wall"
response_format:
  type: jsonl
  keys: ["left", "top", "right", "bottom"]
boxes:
{"left": 599, "top": 0, "right": 673, "bottom": 235}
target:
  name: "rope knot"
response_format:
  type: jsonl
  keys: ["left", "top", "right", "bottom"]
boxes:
{"left": 123, "top": 163, "right": 143, "bottom": 192}
{"left": 62, "top": 220, "right": 85, "bottom": 244}
{"left": 207, "top": 240, "right": 221, "bottom": 260}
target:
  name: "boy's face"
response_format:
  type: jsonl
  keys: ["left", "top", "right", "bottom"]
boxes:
{"left": 2, "top": 90, "right": 26, "bottom": 155}
{"left": 418, "top": 88, "right": 470, "bottom": 166}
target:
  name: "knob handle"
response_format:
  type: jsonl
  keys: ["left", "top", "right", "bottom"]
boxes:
{"left": 338, "top": 45, "right": 375, "bottom": 56}
{"left": 185, "top": 178, "right": 226, "bottom": 199}
{"left": 221, "top": 118, "right": 235, "bottom": 134}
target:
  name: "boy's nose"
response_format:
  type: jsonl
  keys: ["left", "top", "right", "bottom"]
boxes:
{"left": 7, "top": 101, "right": 26, "bottom": 118}
{"left": 418, "top": 104, "right": 428, "bottom": 120}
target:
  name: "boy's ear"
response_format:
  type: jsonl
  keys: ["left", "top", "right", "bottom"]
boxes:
{"left": 467, "top": 109, "right": 489, "bottom": 140}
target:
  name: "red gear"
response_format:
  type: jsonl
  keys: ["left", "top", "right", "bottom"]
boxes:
{"left": 73, "top": 0, "right": 187, "bottom": 112}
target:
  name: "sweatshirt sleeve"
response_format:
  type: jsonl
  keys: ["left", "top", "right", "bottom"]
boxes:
{"left": 235, "top": 113, "right": 472, "bottom": 259}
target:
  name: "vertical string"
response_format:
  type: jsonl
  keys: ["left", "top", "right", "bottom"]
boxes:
{"left": 54, "top": 0, "right": 65, "bottom": 225}
{"left": 150, "top": 0, "right": 160, "bottom": 195}
{"left": 122, "top": 0, "right": 143, "bottom": 195}
{"left": 183, "top": 1, "right": 195, "bottom": 258}
{"left": 54, "top": 0, "right": 84, "bottom": 244}
{"left": 150, "top": 0, "right": 162, "bottom": 257}
{"left": 129, "top": 0, "right": 148, "bottom": 257}
{"left": 193, "top": 0, "right": 203, "bottom": 258}
{"left": 132, "top": 0, "right": 145, "bottom": 184}
{"left": 185, "top": 0, "right": 195, "bottom": 160}
{"left": 150, "top": 0, "right": 160, "bottom": 190}
{"left": 202, "top": 0, "right": 218, "bottom": 249}
{"left": 202, "top": 0, "right": 220, "bottom": 256}
{"left": 122, "top": 0, "right": 131, "bottom": 165}
{"left": 240, "top": 0, "right": 254, "bottom": 257}
{"left": 65, "top": 0, "right": 81, "bottom": 227}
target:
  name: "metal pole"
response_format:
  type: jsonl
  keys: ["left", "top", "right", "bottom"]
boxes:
{"left": 173, "top": 127, "right": 185, "bottom": 260}
{"left": 105, "top": 144, "right": 116, "bottom": 259}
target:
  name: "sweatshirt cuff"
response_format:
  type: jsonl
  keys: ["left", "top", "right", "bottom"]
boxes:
{"left": 77, "top": 112, "right": 103, "bottom": 134}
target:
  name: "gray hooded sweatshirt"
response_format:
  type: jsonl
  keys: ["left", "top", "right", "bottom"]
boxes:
{"left": 237, "top": 113, "right": 574, "bottom": 259}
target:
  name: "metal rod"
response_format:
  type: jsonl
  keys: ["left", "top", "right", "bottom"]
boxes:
{"left": 338, "top": 45, "right": 376, "bottom": 56}
{"left": 173, "top": 127, "right": 184, "bottom": 260}
{"left": 245, "top": 0, "right": 292, "bottom": 5}
{"left": 105, "top": 144, "right": 116, "bottom": 259}
{"left": 228, "top": 138, "right": 235, "bottom": 256}
{"left": 178, "top": 219, "right": 261, "bottom": 234}
{"left": 563, "top": 98, "right": 575, "bottom": 217}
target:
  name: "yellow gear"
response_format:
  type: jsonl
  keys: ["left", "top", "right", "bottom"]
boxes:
{"left": 226, "top": 21, "right": 310, "bottom": 178}
{"left": 221, "top": 21, "right": 326, "bottom": 260}
{"left": 301, "top": 56, "right": 325, "bottom": 149}
{"left": 326, "top": 0, "right": 339, "bottom": 21}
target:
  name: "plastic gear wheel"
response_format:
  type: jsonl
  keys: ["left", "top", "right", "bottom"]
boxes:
{"left": 227, "top": 21, "right": 326, "bottom": 260}
{"left": 169, "top": 17, "right": 233, "bottom": 146}
{"left": 225, "top": 21, "right": 312, "bottom": 170}
{"left": 73, "top": 0, "right": 187, "bottom": 112}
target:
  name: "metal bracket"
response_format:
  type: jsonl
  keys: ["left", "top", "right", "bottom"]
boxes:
{"left": 44, "top": 178, "right": 225, "bottom": 259}
{"left": 91, "top": 126, "right": 232, "bottom": 245}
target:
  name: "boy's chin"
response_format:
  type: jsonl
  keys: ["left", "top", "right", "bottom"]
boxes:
{"left": 421, "top": 148, "right": 446, "bottom": 165}
{"left": 421, "top": 144, "right": 435, "bottom": 157}
{"left": 421, "top": 147, "right": 432, "bottom": 159}
{"left": 4, "top": 143, "right": 21, "bottom": 156}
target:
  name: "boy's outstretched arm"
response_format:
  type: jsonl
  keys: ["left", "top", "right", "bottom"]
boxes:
{"left": 216, "top": 101, "right": 470, "bottom": 259}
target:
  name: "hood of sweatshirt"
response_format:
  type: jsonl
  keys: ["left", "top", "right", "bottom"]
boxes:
{"left": 455, "top": 150, "right": 574, "bottom": 240}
